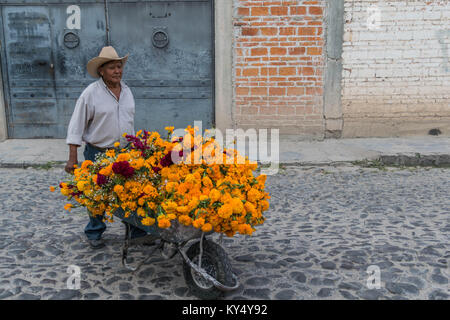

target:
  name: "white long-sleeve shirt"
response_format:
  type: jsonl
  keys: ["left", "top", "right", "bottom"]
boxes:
{"left": 66, "top": 77, "right": 135, "bottom": 148}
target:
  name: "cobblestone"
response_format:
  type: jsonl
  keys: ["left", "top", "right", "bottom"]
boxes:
{"left": 0, "top": 165, "right": 449, "bottom": 300}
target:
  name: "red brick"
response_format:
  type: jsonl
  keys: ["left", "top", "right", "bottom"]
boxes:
{"left": 251, "top": 87, "right": 268, "bottom": 96}
{"left": 271, "top": 6, "right": 288, "bottom": 15}
{"left": 291, "top": 6, "right": 307, "bottom": 15}
{"left": 279, "top": 27, "right": 296, "bottom": 36}
{"left": 301, "top": 67, "right": 315, "bottom": 76}
{"left": 309, "top": 6, "right": 323, "bottom": 15}
{"left": 298, "top": 27, "right": 316, "bottom": 36}
{"left": 243, "top": 68, "right": 259, "bottom": 77}
{"left": 287, "top": 87, "right": 305, "bottom": 96}
{"left": 236, "top": 87, "right": 249, "bottom": 96}
{"left": 269, "top": 87, "right": 286, "bottom": 96}
{"left": 279, "top": 67, "right": 297, "bottom": 76}
{"left": 261, "top": 27, "right": 278, "bottom": 36}
{"left": 242, "top": 28, "right": 259, "bottom": 36}
{"left": 307, "top": 47, "right": 322, "bottom": 55}
{"left": 251, "top": 7, "right": 269, "bottom": 16}
{"left": 251, "top": 48, "right": 268, "bottom": 56}
{"left": 237, "top": 7, "right": 250, "bottom": 16}
{"left": 270, "top": 47, "right": 287, "bottom": 55}
{"left": 289, "top": 47, "right": 306, "bottom": 55}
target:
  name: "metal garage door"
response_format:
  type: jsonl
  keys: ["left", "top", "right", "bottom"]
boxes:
{"left": 0, "top": 0, "right": 214, "bottom": 138}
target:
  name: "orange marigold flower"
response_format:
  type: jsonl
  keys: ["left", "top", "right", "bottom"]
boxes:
{"left": 178, "top": 215, "right": 192, "bottom": 226}
{"left": 117, "top": 153, "right": 131, "bottom": 162}
{"left": 158, "top": 218, "right": 171, "bottom": 229}
{"left": 209, "top": 189, "right": 221, "bottom": 202}
{"left": 142, "top": 217, "right": 155, "bottom": 226}
{"left": 49, "top": 186, "right": 55, "bottom": 192}
{"left": 192, "top": 218, "right": 205, "bottom": 229}
{"left": 64, "top": 203, "right": 73, "bottom": 211}
{"left": 201, "top": 223, "right": 212, "bottom": 233}
{"left": 230, "top": 197, "right": 244, "bottom": 214}
{"left": 218, "top": 204, "right": 233, "bottom": 219}
{"left": 247, "top": 188, "right": 261, "bottom": 203}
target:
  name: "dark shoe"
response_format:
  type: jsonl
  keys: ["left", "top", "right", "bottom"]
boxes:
{"left": 88, "top": 239, "right": 105, "bottom": 249}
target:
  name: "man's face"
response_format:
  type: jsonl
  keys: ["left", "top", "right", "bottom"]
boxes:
{"left": 99, "top": 60, "right": 123, "bottom": 85}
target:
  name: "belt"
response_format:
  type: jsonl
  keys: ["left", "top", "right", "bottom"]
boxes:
{"left": 87, "top": 143, "right": 108, "bottom": 152}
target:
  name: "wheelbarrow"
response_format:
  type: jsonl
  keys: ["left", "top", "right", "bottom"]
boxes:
{"left": 113, "top": 209, "right": 240, "bottom": 299}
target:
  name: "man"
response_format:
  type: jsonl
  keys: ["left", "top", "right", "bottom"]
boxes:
{"left": 65, "top": 46, "right": 147, "bottom": 249}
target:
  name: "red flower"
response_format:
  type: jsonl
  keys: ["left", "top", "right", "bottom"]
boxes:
{"left": 96, "top": 174, "right": 108, "bottom": 186}
{"left": 112, "top": 161, "right": 135, "bottom": 178}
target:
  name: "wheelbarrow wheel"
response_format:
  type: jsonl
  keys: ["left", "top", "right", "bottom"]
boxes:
{"left": 183, "top": 239, "right": 234, "bottom": 300}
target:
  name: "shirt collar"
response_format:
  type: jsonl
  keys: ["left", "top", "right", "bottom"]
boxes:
{"left": 98, "top": 77, "right": 128, "bottom": 90}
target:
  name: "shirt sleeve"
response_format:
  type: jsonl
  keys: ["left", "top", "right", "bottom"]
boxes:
{"left": 66, "top": 93, "right": 91, "bottom": 146}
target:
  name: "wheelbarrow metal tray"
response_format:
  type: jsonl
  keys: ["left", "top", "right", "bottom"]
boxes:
{"left": 113, "top": 208, "right": 209, "bottom": 243}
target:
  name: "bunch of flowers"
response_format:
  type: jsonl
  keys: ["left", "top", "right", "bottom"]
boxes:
{"left": 56, "top": 126, "right": 270, "bottom": 237}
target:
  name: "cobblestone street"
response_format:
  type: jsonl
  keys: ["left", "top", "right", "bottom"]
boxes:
{"left": 0, "top": 165, "right": 448, "bottom": 300}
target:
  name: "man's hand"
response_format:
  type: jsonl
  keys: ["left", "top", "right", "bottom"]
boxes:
{"left": 66, "top": 144, "right": 80, "bottom": 174}
{"left": 65, "top": 159, "right": 78, "bottom": 174}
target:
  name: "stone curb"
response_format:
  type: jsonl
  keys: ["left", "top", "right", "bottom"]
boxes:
{"left": 1, "top": 153, "right": 450, "bottom": 169}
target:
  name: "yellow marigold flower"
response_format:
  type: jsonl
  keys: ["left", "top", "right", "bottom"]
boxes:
{"left": 158, "top": 218, "right": 171, "bottom": 229}
{"left": 218, "top": 204, "right": 233, "bottom": 219}
{"left": 49, "top": 186, "right": 55, "bottom": 192}
{"left": 230, "top": 197, "right": 244, "bottom": 214}
{"left": 167, "top": 213, "right": 176, "bottom": 220}
{"left": 165, "top": 126, "right": 174, "bottom": 133}
{"left": 209, "top": 189, "right": 221, "bottom": 202}
{"left": 131, "top": 158, "right": 145, "bottom": 170}
{"left": 192, "top": 218, "right": 205, "bottom": 229}
{"left": 122, "top": 133, "right": 127, "bottom": 137}
{"left": 64, "top": 203, "right": 73, "bottom": 211}
{"left": 81, "top": 160, "right": 93, "bottom": 170}
{"left": 176, "top": 206, "right": 190, "bottom": 214}
{"left": 76, "top": 180, "right": 87, "bottom": 191}
{"left": 117, "top": 153, "right": 131, "bottom": 162}
{"left": 247, "top": 188, "right": 261, "bottom": 203}
{"left": 244, "top": 202, "right": 257, "bottom": 215}
{"left": 178, "top": 215, "right": 192, "bottom": 226}
{"left": 98, "top": 164, "right": 112, "bottom": 176}
{"left": 138, "top": 197, "right": 145, "bottom": 206}
{"left": 260, "top": 200, "right": 270, "bottom": 211}
{"left": 201, "top": 223, "right": 212, "bottom": 233}
{"left": 142, "top": 217, "right": 155, "bottom": 226}
{"left": 136, "top": 130, "right": 142, "bottom": 137}
{"left": 238, "top": 224, "right": 253, "bottom": 235}
{"left": 114, "top": 185, "right": 124, "bottom": 194}
{"left": 165, "top": 182, "right": 178, "bottom": 193}
{"left": 137, "top": 207, "right": 146, "bottom": 217}
{"left": 114, "top": 142, "right": 120, "bottom": 148}
{"left": 61, "top": 188, "right": 70, "bottom": 197}
{"left": 106, "top": 149, "right": 115, "bottom": 158}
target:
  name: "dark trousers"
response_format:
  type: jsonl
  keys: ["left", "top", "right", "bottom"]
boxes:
{"left": 83, "top": 143, "right": 147, "bottom": 240}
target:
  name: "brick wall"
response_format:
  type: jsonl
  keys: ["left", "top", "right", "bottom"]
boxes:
{"left": 233, "top": 0, "right": 326, "bottom": 137}
{"left": 342, "top": 0, "right": 450, "bottom": 137}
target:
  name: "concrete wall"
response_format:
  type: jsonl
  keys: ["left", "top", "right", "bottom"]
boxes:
{"left": 342, "top": 0, "right": 450, "bottom": 137}
{"left": 0, "top": 59, "right": 7, "bottom": 142}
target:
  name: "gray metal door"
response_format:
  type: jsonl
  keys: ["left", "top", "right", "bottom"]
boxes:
{"left": 0, "top": 0, "right": 214, "bottom": 138}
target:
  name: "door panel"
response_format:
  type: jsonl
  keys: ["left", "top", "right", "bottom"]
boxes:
{"left": 107, "top": 0, "right": 214, "bottom": 133}
{"left": 2, "top": 6, "right": 58, "bottom": 138}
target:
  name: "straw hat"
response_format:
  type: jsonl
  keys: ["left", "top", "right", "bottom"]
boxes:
{"left": 86, "top": 46, "right": 129, "bottom": 78}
